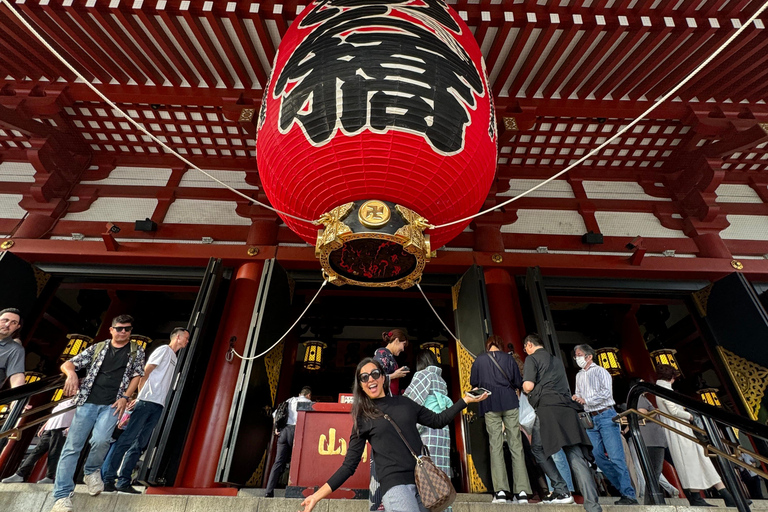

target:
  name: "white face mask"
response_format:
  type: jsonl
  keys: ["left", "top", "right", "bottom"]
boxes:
{"left": 575, "top": 356, "right": 588, "bottom": 369}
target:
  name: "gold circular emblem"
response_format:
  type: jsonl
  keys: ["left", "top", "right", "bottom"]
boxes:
{"left": 358, "top": 200, "right": 391, "bottom": 228}
{"left": 731, "top": 259, "right": 744, "bottom": 270}
{"left": 246, "top": 246, "right": 259, "bottom": 257}
{"left": 0, "top": 240, "right": 14, "bottom": 250}
{"left": 491, "top": 253, "right": 503, "bottom": 263}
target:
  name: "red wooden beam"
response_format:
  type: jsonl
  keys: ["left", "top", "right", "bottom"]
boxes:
{"left": 132, "top": 8, "right": 200, "bottom": 88}
{"left": 157, "top": 10, "right": 219, "bottom": 89}
{"left": 225, "top": 8, "right": 267, "bottom": 87}
{"left": 542, "top": 23, "right": 603, "bottom": 98}
{"left": 492, "top": 17, "right": 537, "bottom": 97}
{"left": 203, "top": 9, "right": 251, "bottom": 89}
{"left": 44, "top": 2, "right": 132, "bottom": 83}
{"left": 504, "top": 19, "right": 561, "bottom": 99}
{"left": 558, "top": 25, "right": 624, "bottom": 100}
{"left": 179, "top": 9, "right": 235, "bottom": 89}
{"left": 524, "top": 22, "right": 580, "bottom": 100}
{"left": 0, "top": 12, "right": 63, "bottom": 80}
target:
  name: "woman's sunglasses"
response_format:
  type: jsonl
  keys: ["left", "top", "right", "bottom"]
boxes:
{"left": 358, "top": 369, "right": 383, "bottom": 383}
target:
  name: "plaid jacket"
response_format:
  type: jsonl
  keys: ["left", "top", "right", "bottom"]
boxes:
{"left": 403, "top": 366, "right": 452, "bottom": 476}
{"left": 69, "top": 340, "right": 145, "bottom": 406}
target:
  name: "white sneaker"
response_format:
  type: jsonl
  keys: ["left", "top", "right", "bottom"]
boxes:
{"left": 492, "top": 491, "right": 512, "bottom": 504}
{"left": 515, "top": 491, "right": 530, "bottom": 504}
{"left": 50, "top": 497, "right": 73, "bottom": 512}
{"left": 83, "top": 472, "right": 104, "bottom": 496}
{"left": 1, "top": 473, "right": 23, "bottom": 483}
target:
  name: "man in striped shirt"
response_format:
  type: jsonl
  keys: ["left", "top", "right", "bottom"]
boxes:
{"left": 572, "top": 344, "right": 637, "bottom": 505}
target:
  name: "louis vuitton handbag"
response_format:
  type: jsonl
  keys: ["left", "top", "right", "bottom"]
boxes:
{"left": 383, "top": 414, "right": 456, "bottom": 512}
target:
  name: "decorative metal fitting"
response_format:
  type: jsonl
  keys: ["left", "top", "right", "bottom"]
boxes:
{"left": 246, "top": 246, "right": 259, "bottom": 256}
{"left": 731, "top": 260, "right": 744, "bottom": 270}
{"left": 491, "top": 253, "right": 503, "bottom": 263}
{"left": 315, "top": 200, "right": 431, "bottom": 289}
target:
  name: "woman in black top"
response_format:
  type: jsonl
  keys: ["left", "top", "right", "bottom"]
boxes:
{"left": 300, "top": 357, "right": 488, "bottom": 512}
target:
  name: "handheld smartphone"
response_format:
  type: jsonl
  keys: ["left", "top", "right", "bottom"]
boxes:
{"left": 467, "top": 387, "right": 491, "bottom": 397}
{"left": 400, "top": 366, "right": 410, "bottom": 372}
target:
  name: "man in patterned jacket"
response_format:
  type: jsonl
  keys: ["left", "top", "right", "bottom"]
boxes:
{"left": 50, "top": 314, "right": 145, "bottom": 512}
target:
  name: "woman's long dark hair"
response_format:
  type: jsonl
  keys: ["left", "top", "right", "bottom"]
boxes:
{"left": 351, "top": 357, "right": 385, "bottom": 433}
{"left": 416, "top": 349, "right": 438, "bottom": 372}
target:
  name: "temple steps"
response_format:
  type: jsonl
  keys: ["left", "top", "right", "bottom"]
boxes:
{"left": 0, "top": 484, "right": 755, "bottom": 512}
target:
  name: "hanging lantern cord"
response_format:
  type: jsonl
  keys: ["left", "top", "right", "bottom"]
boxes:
{"left": 415, "top": 282, "right": 476, "bottom": 359}
{"left": 0, "top": 0, "right": 316, "bottom": 226}
{"left": 227, "top": 278, "right": 328, "bottom": 362}
{"left": 429, "top": 0, "right": 768, "bottom": 231}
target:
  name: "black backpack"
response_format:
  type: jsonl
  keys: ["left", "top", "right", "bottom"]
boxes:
{"left": 274, "top": 400, "right": 290, "bottom": 431}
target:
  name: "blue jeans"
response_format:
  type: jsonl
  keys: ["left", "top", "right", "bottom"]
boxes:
{"left": 586, "top": 408, "right": 636, "bottom": 499}
{"left": 102, "top": 400, "right": 163, "bottom": 488}
{"left": 549, "top": 449, "right": 575, "bottom": 492}
{"left": 53, "top": 403, "right": 119, "bottom": 500}
{"left": 381, "top": 484, "right": 429, "bottom": 512}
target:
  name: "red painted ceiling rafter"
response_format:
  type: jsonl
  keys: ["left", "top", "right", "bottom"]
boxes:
{"left": 157, "top": 10, "right": 219, "bottom": 88}
{"left": 729, "top": 53, "right": 768, "bottom": 102}
{"left": 107, "top": 6, "right": 186, "bottom": 87}
{"left": 202, "top": 9, "right": 253, "bottom": 89}
{"left": 44, "top": 2, "right": 135, "bottom": 84}
{"left": 503, "top": 19, "right": 561, "bottom": 99}
{"left": 578, "top": 23, "right": 653, "bottom": 100}
{"left": 626, "top": 25, "right": 718, "bottom": 102}
{"left": 132, "top": 8, "right": 200, "bottom": 88}
{"left": 522, "top": 24, "right": 588, "bottom": 98}
{"left": 224, "top": 8, "right": 267, "bottom": 87}
{"left": 542, "top": 24, "right": 603, "bottom": 98}
{"left": 483, "top": 17, "right": 513, "bottom": 84}
{"left": 0, "top": 11, "right": 66, "bottom": 80}
{"left": 81, "top": 7, "right": 165, "bottom": 86}
{"left": 179, "top": 9, "right": 235, "bottom": 89}
{"left": 593, "top": 25, "right": 673, "bottom": 99}
{"left": 557, "top": 27, "right": 626, "bottom": 100}
{"left": 15, "top": 3, "right": 106, "bottom": 83}
{"left": 491, "top": 16, "right": 539, "bottom": 97}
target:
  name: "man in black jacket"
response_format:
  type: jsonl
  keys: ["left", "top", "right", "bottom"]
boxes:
{"left": 522, "top": 334, "right": 601, "bottom": 512}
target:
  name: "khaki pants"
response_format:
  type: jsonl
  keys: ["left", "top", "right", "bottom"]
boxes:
{"left": 485, "top": 409, "right": 531, "bottom": 494}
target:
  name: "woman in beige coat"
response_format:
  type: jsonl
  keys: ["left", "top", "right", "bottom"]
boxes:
{"left": 655, "top": 365, "right": 735, "bottom": 507}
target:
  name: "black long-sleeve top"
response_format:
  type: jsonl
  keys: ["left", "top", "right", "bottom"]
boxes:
{"left": 327, "top": 395, "right": 467, "bottom": 497}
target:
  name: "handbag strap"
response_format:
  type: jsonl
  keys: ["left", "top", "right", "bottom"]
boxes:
{"left": 383, "top": 414, "right": 419, "bottom": 461}
{"left": 488, "top": 352, "right": 512, "bottom": 385}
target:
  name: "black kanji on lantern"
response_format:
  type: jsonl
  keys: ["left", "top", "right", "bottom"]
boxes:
{"left": 272, "top": 0, "right": 486, "bottom": 155}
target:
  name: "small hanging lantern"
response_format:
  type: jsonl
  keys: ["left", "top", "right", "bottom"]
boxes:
{"left": 650, "top": 349, "right": 682, "bottom": 376}
{"left": 595, "top": 347, "right": 623, "bottom": 376}
{"left": 61, "top": 334, "right": 93, "bottom": 360}
{"left": 303, "top": 341, "right": 327, "bottom": 370}
{"left": 420, "top": 342, "right": 444, "bottom": 364}
{"left": 698, "top": 388, "right": 722, "bottom": 407}
{"left": 24, "top": 371, "right": 45, "bottom": 385}
{"left": 130, "top": 335, "right": 153, "bottom": 351}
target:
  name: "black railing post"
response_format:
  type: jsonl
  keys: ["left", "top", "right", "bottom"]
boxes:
{"left": 0, "top": 396, "right": 30, "bottom": 452}
{"left": 625, "top": 385, "right": 665, "bottom": 505}
{"left": 701, "top": 416, "right": 751, "bottom": 512}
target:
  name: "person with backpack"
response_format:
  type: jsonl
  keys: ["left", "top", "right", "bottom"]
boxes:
{"left": 101, "top": 327, "right": 190, "bottom": 494}
{"left": 264, "top": 386, "right": 312, "bottom": 498}
{"left": 404, "top": 350, "right": 452, "bottom": 495}
{"left": 49, "top": 315, "right": 145, "bottom": 512}
{"left": 470, "top": 335, "right": 531, "bottom": 504}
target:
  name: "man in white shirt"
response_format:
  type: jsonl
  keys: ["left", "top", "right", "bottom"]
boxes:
{"left": 2, "top": 398, "right": 76, "bottom": 483}
{"left": 101, "top": 327, "right": 190, "bottom": 494}
{"left": 264, "top": 386, "right": 312, "bottom": 498}
{"left": 572, "top": 344, "right": 637, "bottom": 505}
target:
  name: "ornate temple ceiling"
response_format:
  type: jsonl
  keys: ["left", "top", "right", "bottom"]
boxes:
{"left": 0, "top": 0, "right": 767, "bottom": 253}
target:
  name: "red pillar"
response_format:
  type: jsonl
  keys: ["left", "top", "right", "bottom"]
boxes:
{"left": 483, "top": 267, "right": 526, "bottom": 356}
{"left": 175, "top": 261, "right": 264, "bottom": 489}
{"left": 620, "top": 306, "right": 657, "bottom": 382}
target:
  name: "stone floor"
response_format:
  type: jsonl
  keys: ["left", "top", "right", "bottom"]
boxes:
{"left": 0, "top": 483, "right": 755, "bottom": 512}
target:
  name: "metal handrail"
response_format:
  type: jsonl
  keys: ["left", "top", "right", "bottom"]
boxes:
{"left": 0, "top": 375, "right": 67, "bottom": 443}
{"left": 625, "top": 382, "right": 765, "bottom": 512}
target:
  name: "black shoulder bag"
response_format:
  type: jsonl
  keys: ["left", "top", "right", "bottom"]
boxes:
{"left": 488, "top": 352, "right": 513, "bottom": 386}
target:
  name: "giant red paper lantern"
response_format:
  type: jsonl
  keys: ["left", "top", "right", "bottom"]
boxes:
{"left": 257, "top": 0, "right": 497, "bottom": 280}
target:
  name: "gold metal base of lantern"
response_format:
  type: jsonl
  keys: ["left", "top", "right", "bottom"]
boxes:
{"left": 314, "top": 200, "right": 432, "bottom": 289}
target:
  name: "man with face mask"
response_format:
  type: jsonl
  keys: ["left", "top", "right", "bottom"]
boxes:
{"left": 572, "top": 344, "right": 637, "bottom": 505}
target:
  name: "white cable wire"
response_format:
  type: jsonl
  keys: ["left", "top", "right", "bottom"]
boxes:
{"left": 227, "top": 279, "right": 328, "bottom": 362}
{"left": 415, "top": 282, "right": 477, "bottom": 359}
{"left": 431, "top": 2, "right": 768, "bottom": 230}
{"left": 0, "top": 0, "right": 316, "bottom": 225}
